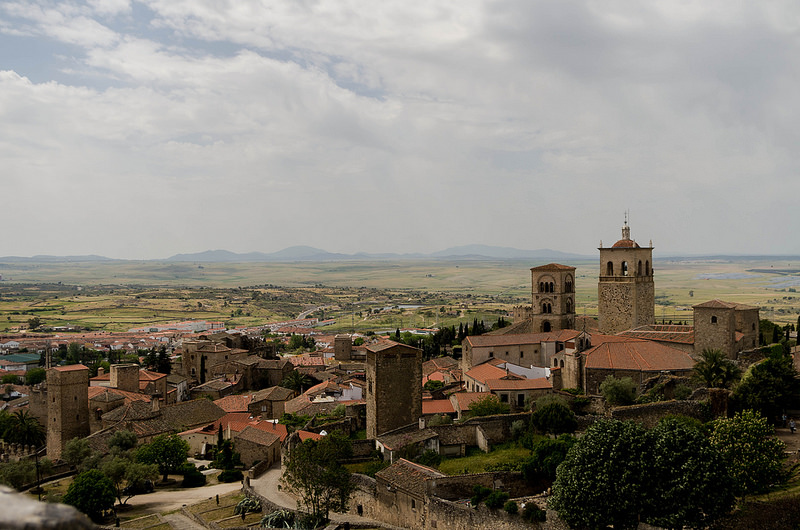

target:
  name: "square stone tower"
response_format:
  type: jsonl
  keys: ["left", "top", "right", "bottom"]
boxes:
{"left": 598, "top": 220, "right": 655, "bottom": 334}
{"left": 366, "top": 341, "right": 422, "bottom": 439}
{"left": 531, "top": 263, "right": 577, "bottom": 333}
{"left": 46, "top": 365, "right": 89, "bottom": 460}
{"left": 334, "top": 334, "right": 352, "bottom": 361}
{"left": 110, "top": 363, "right": 140, "bottom": 393}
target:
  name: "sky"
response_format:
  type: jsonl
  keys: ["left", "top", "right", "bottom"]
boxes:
{"left": 1, "top": 1, "right": 799, "bottom": 260}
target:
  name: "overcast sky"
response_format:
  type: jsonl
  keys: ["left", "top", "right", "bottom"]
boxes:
{"left": 1, "top": 1, "right": 799, "bottom": 259}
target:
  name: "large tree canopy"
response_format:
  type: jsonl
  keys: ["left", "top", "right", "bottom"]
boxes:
{"left": 732, "top": 351, "right": 800, "bottom": 421}
{"left": 136, "top": 433, "right": 189, "bottom": 482}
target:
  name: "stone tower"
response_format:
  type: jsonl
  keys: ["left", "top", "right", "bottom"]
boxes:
{"left": 598, "top": 219, "right": 655, "bottom": 334}
{"left": 46, "top": 365, "right": 89, "bottom": 460}
{"left": 110, "top": 363, "right": 139, "bottom": 393}
{"left": 531, "top": 263, "right": 576, "bottom": 332}
{"left": 366, "top": 341, "right": 422, "bottom": 439}
{"left": 334, "top": 334, "right": 352, "bottom": 361}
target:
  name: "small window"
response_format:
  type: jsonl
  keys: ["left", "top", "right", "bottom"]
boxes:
{"left": 500, "top": 393, "right": 508, "bottom": 403}
{"left": 489, "top": 351, "right": 494, "bottom": 358}
{"left": 607, "top": 261, "right": 614, "bottom": 275}
{"left": 622, "top": 261, "right": 629, "bottom": 276}
{"left": 411, "top": 499, "right": 416, "bottom": 509}
{"left": 518, "top": 394, "right": 525, "bottom": 407}
{"left": 711, "top": 316, "right": 718, "bottom": 324}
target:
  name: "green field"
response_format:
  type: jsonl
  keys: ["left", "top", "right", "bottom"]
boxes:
{"left": 1, "top": 257, "right": 799, "bottom": 333}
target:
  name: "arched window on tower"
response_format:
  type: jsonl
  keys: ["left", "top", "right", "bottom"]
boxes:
{"left": 645, "top": 261, "right": 650, "bottom": 276}
{"left": 542, "top": 321, "right": 551, "bottom": 332}
{"left": 560, "top": 359, "right": 564, "bottom": 368}
{"left": 637, "top": 260, "right": 643, "bottom": 276}
{"left": 549, "top": 282, "right": 554, "bottom": 292}
{"left": 566, "top": 299, "right": 573, "bottom": 313}
{"left": 607, "top": 261, "right": 614, "bottom": 276}
{"left": 565, "top": 276, "right": 573, "bottom": 293}
{"left": 622, "top": 261, "right": 629, "bottom": 276}
{"left": 548, "top": 303, "right": 552, "bottom": 313}
{"left": 539, "top": 282, "right": 544, "bottom": 293}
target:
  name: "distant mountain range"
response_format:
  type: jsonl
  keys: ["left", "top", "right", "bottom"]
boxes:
{"left": 3, "top": 247, "right": 799, "bottom": 263}
{"left": 0, "top": 245, "right": 592, "bottom": 263}
{"left": 163, "top": 245, "right": 593, "bottom": 262}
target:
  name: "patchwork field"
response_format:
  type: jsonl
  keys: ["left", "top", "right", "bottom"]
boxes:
{"left": 1, "top": 256, "right": 799, "bottom": 333}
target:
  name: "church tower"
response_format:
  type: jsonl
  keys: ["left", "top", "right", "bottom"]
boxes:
{"left": 598, "top": 218, "right": 655, "bottom": 334}
{"left": 531, "top": 263, "right": 576, "bottom": 332}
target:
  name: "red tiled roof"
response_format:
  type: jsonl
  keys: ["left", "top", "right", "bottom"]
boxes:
{"left": 530, "top": 263, "right": 576, "bottom": 271}
{"left": 693, "top": 299, "right": 759, "bottom": 310}
{"left": 53, "top": 364, "right": 88, "bottom": 372}
{"left": 422, "top": 399, "right": 455, "bottom": 415}
{"left": 583, "top": 340, "right": 694, "bottom": 371}
{"left": 250, "top": 420, "right": 289, "bottom": 442}
{"left": 465, "top": 362, "right": 508, "bottom": 385}
{"left": 298, "top": 430, "right": 324, "bottom": 442}
{"left": 213, "top": 394, "right": 254, "bottom": 413}
{"left": 450, "top": 392, "right": 491, "bottom": 412}
{"left": 88, "top": 386, "right": 150, "bottom": 404}
{"left": 465, "top": 329, "right": 580, "bottom": 348}
{"left": 611, "top": 239, "right": 640, "bottom": 248}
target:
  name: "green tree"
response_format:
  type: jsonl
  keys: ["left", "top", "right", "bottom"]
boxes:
{"left": 423, "top": 379, "right": 444, "bottom": 391}
{"left": 1, "top": 374, "right": 17, "bottom": 385}
{"left": 101, "top": 456, "right": 158, "bottom": 505}
{"left": 27, "top": 316, "right": 41, "bottom": 330}
{"left": 281, "top": 370, "right": 312, "bottom": 393}
{"left": 551, "top": 420, "right": 649, "bottom": 529}
{"left": 282, "top": 431, "right": 354, "bottom": 524}
{"left": 63, "top": 469, "right": 116, "bottom": 522}
{"left": 466, "top": 394, "right": 510, "bottom": 418}
{"left": 709, "top": 410, "right": 786, "bottom": 496}
{"left": 692, "top": 348, "right": 741, "bottom": 388}
{"left": 522, "top": 434, "right": 576, "bottom": 480}
{"left": 732, "top": 351, "right": 800, "bottom": 421}
{"left": 63, "top": 438, "right": 93, "bottom": 470}
{"left": 5, "top": 410, "right": 45, "bottom": 448}
{"left": 108, "top": 430, "right": 138, "bottom": 453}
{"left": 530, "top": 395, "right": 576, "bottom": 434}
{"left": 642, "top": 417, "right": 735, "bottom": 528}
{"left": 24, "top": 367, "right": 47, "bottom": 386}
{"left": 599, "top": 375, "right": 637, "bottom": 406}
{"left": 156, "top": 348, "right": 172, "bottom": 375}
{"left": 136, "top": 433, "right": 189, "bottom": 482}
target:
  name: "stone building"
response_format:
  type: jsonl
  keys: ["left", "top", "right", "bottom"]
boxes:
{"left": 461, "top": 330, "right": 581, "bottom": 373}
{"left": 530, "top": 263, "right": 576, "bottom": 333}
{"left": 46, "top": 365, "right": 89, "bottom": 460}
{"left": 693, "top": 299, "right": 759, "bottom": 358}
{"left": 366, "top": 341, "right": 422, "bottom": 439}
{"left": 598, "top": 220, "right": 655, "bottom": 334}
{"left": 334, "top": 334, "right": 352, "bottom": 361}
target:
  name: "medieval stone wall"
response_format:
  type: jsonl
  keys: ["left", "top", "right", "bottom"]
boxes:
{"left": 609, "top": 400, "right": 710, "bottom": 428}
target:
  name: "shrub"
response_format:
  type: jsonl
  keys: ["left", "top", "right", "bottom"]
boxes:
{"left": 471, "top": 485, "right": 492, "bottom": 507}
{"left": 600, "top": 375, "right": 637, "bottom": 406}
{"left": 416, "top": 450, "right": 442, "bottom": 468}
{"left": 484, "top": 490, "right": 510, "bottom": 510}
{"left": 522, "top": 503, "right": 547, "bottom": 522}
{"left": 674, "top": 383, "right": 692, "bottom": 400}
{"left": 218, "top": 469, "right": 244, "bottom": 483}
{"left": 234, "top": 496, "right": 262, "bottom": 515}
{"left": 531, "top": 396, "right": 576, "bottom": 434}
{"left": 504, "top": 500, "right": 518, "bottom": 514}
{"left": 181, "top": 464, "right": 206, "bottom": 488}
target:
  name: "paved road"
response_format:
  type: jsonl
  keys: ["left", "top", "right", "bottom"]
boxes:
{"left": 250, "top": 465, "right": 403, "bottom": 529}
{"left": 122, "top": 481, "right": 243, "bottom": 514}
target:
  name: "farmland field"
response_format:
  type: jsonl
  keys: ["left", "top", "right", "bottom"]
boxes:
{"left": 0, "top": 256, "right": 799, "bottom": 333}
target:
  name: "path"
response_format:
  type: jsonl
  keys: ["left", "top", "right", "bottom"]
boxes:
{"left": 250, "top": 465, "right": 402, "bottom": 529}
{"left": 163, "top": 512, "right": 205, "bottom": 530}
{"left": 123, "top": 481, "right": 242, "bottom": 513}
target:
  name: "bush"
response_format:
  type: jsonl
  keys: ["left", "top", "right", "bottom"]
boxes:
{"left": 416, "top": 450, "right": 442, "bottom": 468}
{"left": 217, "top": 469, "right": 244, "bottom": 483}
{"left": 181, "top": 464, "right": 206, "bottom": 488}
{"left": 234, "top": 496, "right": 262, "bottom": 515}
{"left": 484, "top": 490, "right": 510, "bottom": 510}
{"left": 674, "top": 383, "right": 692, "bottom": 400}
{"left": 471, "top": 485, "right": 492, "bottom": 507}
{"left": 522, "top": 503, "right": 547, "bottom": 522}
{"left": 363, "top": 460, "right": 390, "bottom": 477}
{"left": 600, "top": 375, "right": 637, "bottom": 406}
{"left": 503, "top": 500, "right": 518, "bottom": 514}
{"left": 531, "top": 396, "right": 576, "bottom": 434}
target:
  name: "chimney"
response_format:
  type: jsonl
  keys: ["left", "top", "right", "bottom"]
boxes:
{"left": 151, "top": 398, "right": 160, "bottom": 413}
{"left": 97, "top": 367, "right": 105, "bottom": 377}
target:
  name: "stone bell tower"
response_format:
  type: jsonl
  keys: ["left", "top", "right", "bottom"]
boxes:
{"left": 598, "top": 216, "right": 655, "bottom": 334}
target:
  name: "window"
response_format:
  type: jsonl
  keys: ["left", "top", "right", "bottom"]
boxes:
{"left": 560, "top": 359, "right": 564, "bottom": 368}
{"left": 646, "top": 260, "right": 650, "bottom": 275}
{"left": 489, "top": 351, "right": 494, "bottom": 358}
{"left": 412, "top": 499, "right": 416, "bottom": 510}
{"left": 622, "top": 261, "right": 629, "bottom": 276}
{"left": 566, "top": 299, "right": 573, "bottom": 313}
{"left": 711, "top": 316, "right": 717, "bottom": 324}
{"left": 637, "top": 260, "right": 643, "bottom": 276}
{"left": 518, "top": 394, "right": 525, "bottom": 407}
{"left": 549, "top": 282, "right": 554, "bottom": 292}
{"left": 542, "top": 321, "right": 551, "bottom": 332}
{"left": 500, "top": 393, "right": 508, "bottom": 403}
{"left": 607, "top": 261, "right": 614, "bottom": 275}
{"left": 553, "top": 358, "right": 558, "bottom": 367}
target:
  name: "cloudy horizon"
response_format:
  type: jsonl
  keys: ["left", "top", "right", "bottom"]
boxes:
{"left": 2, "top": 1, "right": 799, "bottom": 260}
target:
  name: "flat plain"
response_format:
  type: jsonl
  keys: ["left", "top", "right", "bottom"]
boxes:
{"left": 1, "top": 256, "right": 799, "bottom": 333}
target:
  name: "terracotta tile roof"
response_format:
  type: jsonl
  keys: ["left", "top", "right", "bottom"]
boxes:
{"left": 298, "top": 430, "right": 324, "bottom": 442}
{"left": 378, "top": 429, "right": 438, "bottom": 451}
{"left": 250, "top": 386, "right": 295, "bottom": 402}
{"left": 465, "top": 330, "right": 580, "bottom": 348}
{"left": 250, "top": 420, "right": 289, "bottom": 442}
{"left": 102, "top": 400, "right": 156, "bottom": 423}
{"left": 140, "top": 370, "right": 167, "bottom": 381}
{"left": 611, "top": 239, "right": 640, "bottom": 248}
{"left": 583, "top": 340, "right": 695, "bottom": 371}
{"left": 89, "top": 386, "right": 150, "bottom": 405}
{"left": 53, "top": 364, "right": 88, "bottom": 372}
{"left": 422, "top": 399, "right": 455, "bottom": 415}
{"left": 375, "top": 459, "right": 446, "bottom": 496}
{"left": 618, "top": 325, "right": 695, "bottom": 345}
{"left": 465, "top": 362, "right": 508, "bottom": 384}
{"left": 160, "top": 399, "right": 227, "bottom": 431}
{"left": 235, "top": 425, "right": 280, "bottom": 447}
{"left": 486, "top": 377, "right": 551, "bottom": 391}
{"left": 450, "top": 392, "right": 491, "bottom": 412}
{"left": 693, "top": 299, "right": 759, "bottom": 310}
{"left": 530, "top": 263, "right": 576, "bottom": 271}
{"left": 213, "top": 394, "right": 254, "bottom": 412}
{"left": 287, "top": 355, "right": 325, "bottom": 367}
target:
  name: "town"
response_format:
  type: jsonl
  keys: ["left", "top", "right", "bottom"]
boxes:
{"left": 1, "top": 222, "right": 799, "bottom": 530}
